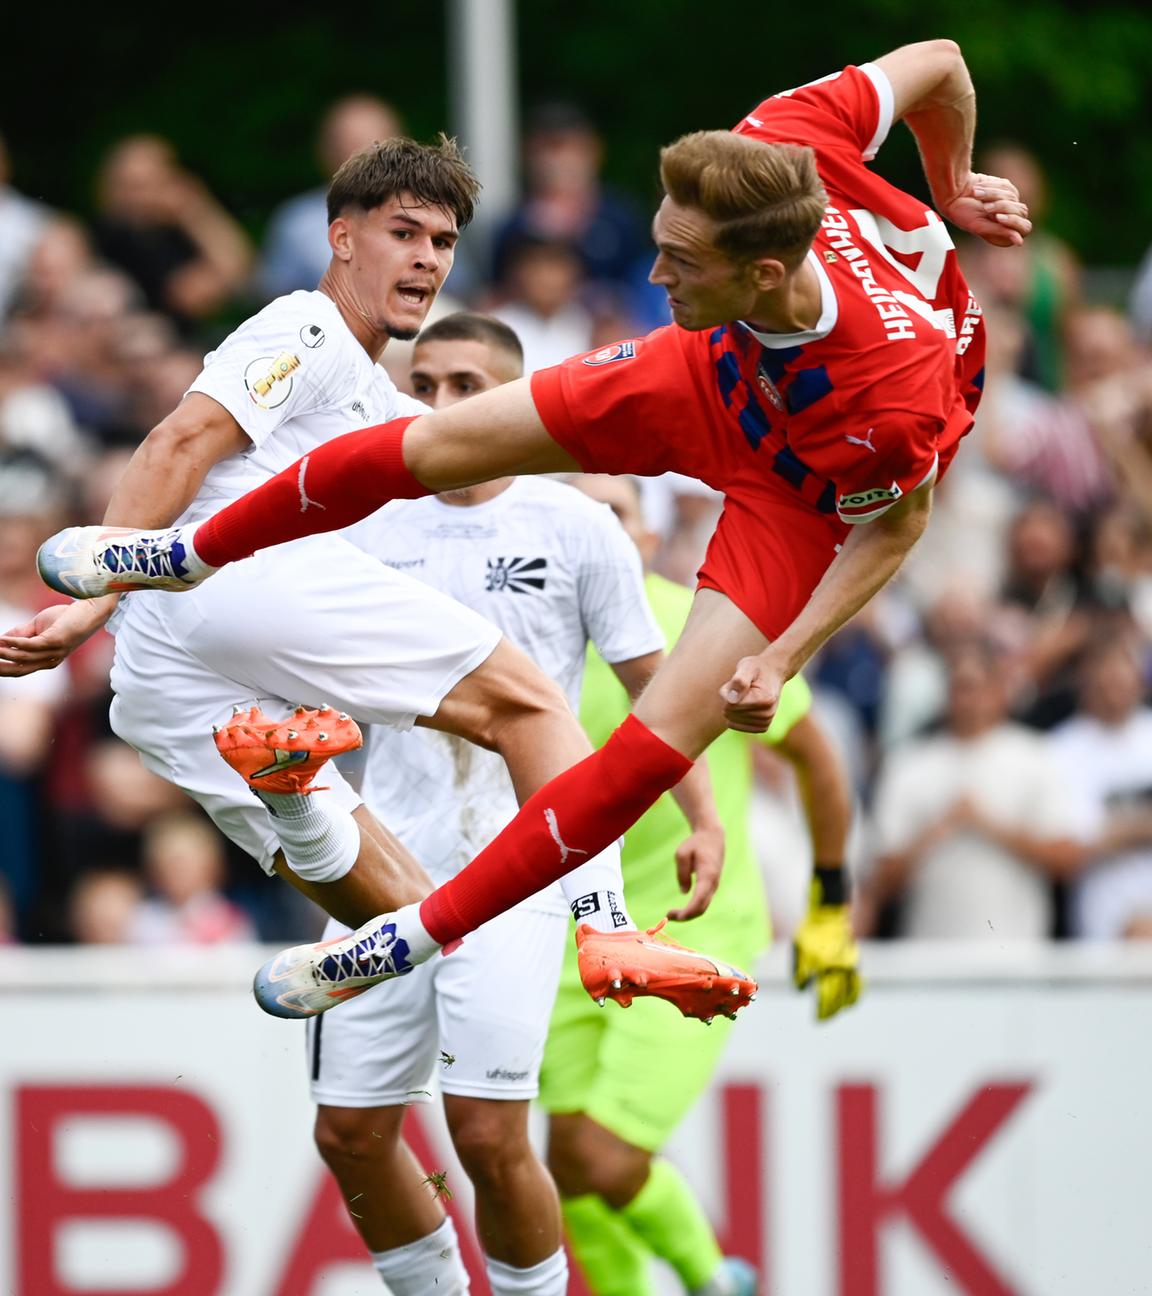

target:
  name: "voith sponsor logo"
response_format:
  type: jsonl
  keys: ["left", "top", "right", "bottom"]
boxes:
{"left": 838, "top": 481, "right": 903, "bottom": 510}
{"left": 821, "top": 209, "right": 917, "bottom": 342}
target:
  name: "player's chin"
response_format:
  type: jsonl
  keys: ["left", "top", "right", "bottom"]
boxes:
{"left": 671, "top": 303, "right": 722, "bottom": 332}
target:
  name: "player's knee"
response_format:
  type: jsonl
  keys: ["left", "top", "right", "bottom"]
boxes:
{"left": 313, "top": 1106, "right": 396, "bottom": 1168}
{"left": 448, "top": 1105, "right": 531, "bottom": 1184}
{"left": 478, "top": 671, "right": 573, "bottom": 752}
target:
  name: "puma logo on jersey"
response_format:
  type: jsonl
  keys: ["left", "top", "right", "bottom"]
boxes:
{"left": 298, "top": 456, "right": 327, "bottom": 514}
{"left": 845, "top": 428, "right": 877, "bottom": 453}
{"left": 544, "top": 808, "right": 589, "bottom": 865}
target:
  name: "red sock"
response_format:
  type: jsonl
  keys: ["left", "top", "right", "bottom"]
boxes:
{"left": 420, "top": 715, "right": 693, "bottom": 945}
{"left": 194, "top": 417, "right": 429, "bottom": 568}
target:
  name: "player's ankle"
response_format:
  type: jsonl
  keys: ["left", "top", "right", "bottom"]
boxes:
{"left": 181, "top": 520, "right": 221, "bottom": 579}
{"left": 395, "top": 899, "right": 442, "bottom": 962}
{"left": 569, "top": 888, "right": 635, "bottom": 934}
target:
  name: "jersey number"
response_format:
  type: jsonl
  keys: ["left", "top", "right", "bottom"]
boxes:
{"left": 850, "top": 208, "right": 953, "bottom": 302}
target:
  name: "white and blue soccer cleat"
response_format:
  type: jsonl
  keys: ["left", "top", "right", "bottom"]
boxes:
{"left": 37, "top": 524, "right": 210, "bottom": 599}
{"left": 253, "top": 913, "right": 416, "bottom": 1020}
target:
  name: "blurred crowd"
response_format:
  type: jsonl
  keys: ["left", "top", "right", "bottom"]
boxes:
{"left": 3, "top": 98, "right": 1152, "bottom": 952}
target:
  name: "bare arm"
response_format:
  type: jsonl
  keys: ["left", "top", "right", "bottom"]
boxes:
{"left": 874, "top": 39, "right": 1030, "bottom": 248}
{"left": 103, "top": 392, "right": 250, "bottom": 526}
{"left": 772, "top": 711, "right": 853, "bottom": 870}
{"left": 722, "top": 484, "right": 933, "bottom": 732}
{"left": 610, "top": 650, "right": 725, "bottom": 921}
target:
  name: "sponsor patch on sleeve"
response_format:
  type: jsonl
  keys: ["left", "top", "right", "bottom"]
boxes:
{"left": 582, "top": 341, "right": 636, "bottom": 366}
{"left": 836, "top": 479, "right": 903, "bottom": 522}
{"left": 244, "top": 352, "right": 301, "bottom": 410}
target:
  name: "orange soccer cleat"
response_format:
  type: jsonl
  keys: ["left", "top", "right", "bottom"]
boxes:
{"left": 213, "top": 704, "right": 363, "bottom": 795}
{"left": 576, "top": 920, "right": 758, "bottom": 1023}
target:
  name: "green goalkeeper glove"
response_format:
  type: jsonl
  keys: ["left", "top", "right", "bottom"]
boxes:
{"left": 792, "top": 866, "right": 862, "bottom": 1022}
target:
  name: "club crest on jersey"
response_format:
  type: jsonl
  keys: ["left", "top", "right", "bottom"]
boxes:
{"left": 582, "top": 341, "right": 636, "bottom": 366}
{"left": 756, "top": 364, "right": 786, "bottom": 412}
{"left": 245, "top": 352, "right": 300, "bottom": 409}
{"left": 486, "top": 556, "right": 547, "bottom": 594}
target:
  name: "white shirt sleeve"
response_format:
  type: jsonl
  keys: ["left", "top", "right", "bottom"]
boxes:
{"left": 187, "top": 301, "right": 353, "bottom": 448}
{"left": 574, "top": 504, "right": 664, "bottom": 665}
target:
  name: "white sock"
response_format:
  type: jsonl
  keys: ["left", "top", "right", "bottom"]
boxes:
{"left": 558, "top": 839, "right": 635, "bottom": 933}
{"left": 370, "top": 1217, "right": 469, "bottom": 1294}
{"left": 390, "top": 899, "right": 445, "bottom": 963}
{"left": 486, "top": 1248, "right": 568, "bottom": 1296}
{"left": 255, "top": 788, "right": 361, "bottom": 884}
{"left": 180, "top": 520, "right": 219, "bottom": 579}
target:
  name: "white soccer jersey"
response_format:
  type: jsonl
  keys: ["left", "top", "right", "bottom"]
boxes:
{"left": 347, "top": 477, "right": 663, "bottom": 897}
{"left": 179, "top": 290, "right": 428, "bottom": 525}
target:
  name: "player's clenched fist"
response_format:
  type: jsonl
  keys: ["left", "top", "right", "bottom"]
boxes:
{"left": 720, "top": 653, "right": 787, "bottom": 732}
{"left": 792, "top": 869, "right": 862, "bottom": 1022}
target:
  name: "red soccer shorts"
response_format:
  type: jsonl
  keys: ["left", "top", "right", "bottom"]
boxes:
{"left": 531, "top": 330, "right": 849, "bottom": 640}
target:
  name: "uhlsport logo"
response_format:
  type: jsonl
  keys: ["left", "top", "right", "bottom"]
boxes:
{"left": 582, "top": 340, "right": 637, "bottom": 366}
{"left": 245, "top": 352, "right": 301, "bottom": 409}
{"left": 485, "top": 556, "right": 547, "bottom": 593}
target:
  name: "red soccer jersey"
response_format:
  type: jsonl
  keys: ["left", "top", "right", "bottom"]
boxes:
{"left": 724, "top": 61, "right": 985, "bottom": 522}
{"left": 534, "top": 62, "right": 985, "bottom": 529}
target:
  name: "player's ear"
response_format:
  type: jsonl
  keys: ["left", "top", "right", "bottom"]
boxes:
{"left": 749, "top": 256, "right": 787, "bottom": 292}
{"left": 328, "top": 216, "right": 353, "bottom": 262}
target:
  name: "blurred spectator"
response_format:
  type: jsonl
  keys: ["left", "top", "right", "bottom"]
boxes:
{"left": 490, "top": 235, "right": 593, "bottom": 372}
{"left": 69, "top": 869, "right": 145, "bottom": 944}
{"left": 132, "top": 811, "right": 255, "bottom": 945}
{"left": 877, "top": 581, "right": 1001, "bottom": 752}
{"left": 964, "top": 141, "right": 1081, "bottom": 391}
{"left": 13, "top": 263, "right": 148, "bottom": 443}
{"left": 0, "top": 536, "right": 67, "bottom": 931}
{"left": 0, "top": 878, "right": 16, "bottom": 944}
{"left": 0, "top": 338, "right": 91, "bottom": 472}
{"left": 1049, "top": 638, "right": 1152, "bottom": 939}
{"left": 89, "top": 135, "right": 253, "bottom": 335}
{"left": 860, "top": 643, "right": 1085, "bottom": 939}
{"left": 258, "top": 94, "right": 403, "bottom": 299}
{"left": 14, "top": 216, "right": 94, "bottom": 317}
{"left": 962, "top": 299, "right": 1109, "bottom": 519}
{"left": 0, "top": 131, "right": 49, "bottom": 319}
{"left": 1061, "top": 306, "right": 1152, "bottom": 520}
{"left": 997, "top": 496, "right": 1102, "bottom": 729}
{"left": 491, "top": 102, "right": 648, "bottom": 309}
{"left": 637, "top": 472, "right": 722, "bottom": 587}
{"left": 1127, "top": 235, "right": 1152, "bottom": 345}
{"left": 1085, "top": 502, "right": 1152, "bottom": 643}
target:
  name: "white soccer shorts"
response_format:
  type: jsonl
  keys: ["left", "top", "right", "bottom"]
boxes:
{"left": 108, "top": 534, "right": 502, "bottom": 873}
{"left": 308, "top": 902, "right": 569, "bottom": 1106}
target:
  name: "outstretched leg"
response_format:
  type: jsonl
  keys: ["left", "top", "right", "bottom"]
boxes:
{"left": 38, "top": 383, "right": 576, "bottom": 598}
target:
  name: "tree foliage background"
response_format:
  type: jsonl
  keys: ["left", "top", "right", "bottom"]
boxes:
{"left": 4, "top": 1, "right": 1149, "bottom": 271}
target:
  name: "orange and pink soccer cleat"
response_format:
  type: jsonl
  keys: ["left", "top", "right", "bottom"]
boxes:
{"left": 576, "top": 920, "right": 757, "bottom": 1023}
{"left": 213, "top": 704, "right": 363, "bottom": 795}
